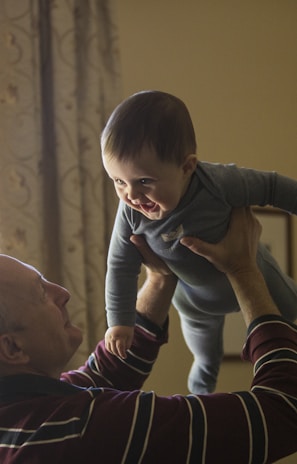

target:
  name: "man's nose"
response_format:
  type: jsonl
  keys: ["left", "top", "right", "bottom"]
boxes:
{"left": 51, "top": 282, "right": 70, "bottom": 305}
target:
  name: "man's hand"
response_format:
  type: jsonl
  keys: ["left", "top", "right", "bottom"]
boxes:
{"left": 130, "top": 235, "right": 173, "bottom": 276}
{"left": 180, "top": 207, "right": 262, "bottom": 276}
{"left": 181, "top": 207, "right": 280, "bottom": 326}
{"left": 105, "top": 326, "right": 134, "bottom": 359}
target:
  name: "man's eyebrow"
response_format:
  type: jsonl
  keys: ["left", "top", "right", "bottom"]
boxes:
{"left": 36, "top": 273, "right": 46, "bottom": 297}
{"left": 36, "top": 273, "right": 43, "bottom": 283}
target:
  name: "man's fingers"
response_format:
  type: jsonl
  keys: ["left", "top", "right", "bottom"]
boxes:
{"left": 180, "top": 236, "right": 212, "bottom": 258}
{"left": 130, "top": 235, "right": 151, "bottom": 263}
{"left": 181, "top": 207, "right": 263, "bottom": 274}
{"left": 130, "top": 234, "right": 173, "bottom": 275}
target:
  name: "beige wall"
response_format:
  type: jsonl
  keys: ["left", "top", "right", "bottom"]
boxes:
{"left": 115, "top": 2, "right": 297, "bottom": 462}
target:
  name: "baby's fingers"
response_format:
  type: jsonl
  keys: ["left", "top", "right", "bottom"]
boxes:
{"left": 115, "top": 339, "right": 128, "bottom": 359}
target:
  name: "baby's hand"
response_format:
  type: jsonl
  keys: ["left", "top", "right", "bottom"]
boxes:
{"left": 105, "top": 326, "right": 134, "bottom": 359}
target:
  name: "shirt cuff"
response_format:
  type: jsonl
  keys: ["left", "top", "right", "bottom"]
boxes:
{"left": 135, "top": 311, "right": 169, "bottom": 339}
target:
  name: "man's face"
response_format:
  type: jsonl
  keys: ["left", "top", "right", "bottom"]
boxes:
{"left": 0, "top": 255, "right": 83, "bottom": 378}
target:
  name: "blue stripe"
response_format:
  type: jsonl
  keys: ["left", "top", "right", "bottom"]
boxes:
{"left": 235, "top": 391, "right": 266, "bottom": 463}
{"left": 0, "top": 398, "right": 97, "bottom": 448}
{"left": 0, "top": 416, "right": 86, "bottom": 448}
{"left": 123, "top": 352, "right": 153, "bottom": 374}
{"left": 123, "top": 392, "right": 153, "bottom": 463}
{"left": 186, "top": 395, "right": 205, "bottom": 463}
{"left": 247, "top": 316, "right": 296, "bottom": 336}
{"left": 255, "top": 348, "right": 297, "bottom": 374}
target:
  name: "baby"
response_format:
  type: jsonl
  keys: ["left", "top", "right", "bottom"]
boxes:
{"left": 101, "top": 90, "right": 297, "bottom": 393}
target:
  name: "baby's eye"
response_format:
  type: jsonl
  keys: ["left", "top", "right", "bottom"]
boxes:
{"left": 139, "top": 178, "right": 153, "bottom": 185}
{"left": 115, "top": 178, "right": 126, "bottom": 186}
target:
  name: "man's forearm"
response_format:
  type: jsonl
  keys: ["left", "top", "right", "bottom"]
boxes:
{"left": 136, "top": 272, "right": 177, "bottom": 327}
{"left": 227, "top": 265, "right": 280, "bottom": 327}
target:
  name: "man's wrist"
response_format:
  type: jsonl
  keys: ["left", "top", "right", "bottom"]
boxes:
{"left": 136, "top": 311, "right": 169, "bottom": 338}
{"left": 136, "top": 272, "right": 177, "bottom": 327}
{"left": 227, "top": 266, "right": 281, "bottom": 326}
{"left": 145, "top": 268, "right": 177, "bottom": 282}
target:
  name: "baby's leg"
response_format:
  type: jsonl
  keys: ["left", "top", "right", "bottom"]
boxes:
{"left": 179, "top": 312, "right": 225, "bottom": 394}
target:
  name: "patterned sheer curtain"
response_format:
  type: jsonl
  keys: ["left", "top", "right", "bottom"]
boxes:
{"left": 0, "top": 0, "right": 121, "bottom": 366}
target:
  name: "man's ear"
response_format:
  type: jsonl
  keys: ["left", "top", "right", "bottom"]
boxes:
{"left": 0, "top": 334, "right": 29, "bottom": 365}
{"left": 182, "top": 154, "right": 197, "bottom": 176}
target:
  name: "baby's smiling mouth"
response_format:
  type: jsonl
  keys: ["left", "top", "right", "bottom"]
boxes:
{"left": 139, "top": 202, "right": 157, "bottom": 213}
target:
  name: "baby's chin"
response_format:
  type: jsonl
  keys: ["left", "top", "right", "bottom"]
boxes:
{"left": 140, "top": 207, "right": 172, "bottom": 221}
{"left": 128, "top": 201, "right": 172, "bottom": 220}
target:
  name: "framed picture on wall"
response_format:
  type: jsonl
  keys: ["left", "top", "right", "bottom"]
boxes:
{"left": 223, "top": 207, "right": 293, "bottom": 358}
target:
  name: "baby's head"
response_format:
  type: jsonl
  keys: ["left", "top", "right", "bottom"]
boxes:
{"left": 101, "top": 90, "right": 197, "bottom": 165}
{"left": 101, "top": 91, "right": 198, "bottom": 220}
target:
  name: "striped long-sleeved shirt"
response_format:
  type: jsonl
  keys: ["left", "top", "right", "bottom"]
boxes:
{"left": 0, "top": 313, "right": 296, "bottom": 463}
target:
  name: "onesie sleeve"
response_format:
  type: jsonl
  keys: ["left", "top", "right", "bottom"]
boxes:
{"left": 233, "top": 166, "right": 297, "bottom": 212}
{"left": 105, "top": 201, "right": 143, "bottom": 327}
{"left": 201, "top": 162, "right": 297, "bottom": 213}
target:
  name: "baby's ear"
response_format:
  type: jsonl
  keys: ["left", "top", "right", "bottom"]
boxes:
{"left": 182, "top": 154, "right": 197, "bottom": 175}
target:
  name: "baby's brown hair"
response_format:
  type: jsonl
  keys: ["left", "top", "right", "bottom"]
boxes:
{"left": 101, "top": 90, "right": 197, "bottom": 165}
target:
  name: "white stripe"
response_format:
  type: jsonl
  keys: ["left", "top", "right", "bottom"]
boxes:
{"left": 0, "top": 406, "right": 94, "bottom": 449}
{"left": 0, "top": 433, "right": 82, "bottom": 449}
{"left": 247, "top": 320, "right": 297, "bottom": 341}
{"left": 183, "top": 395, "right": 207, "bottom": 464}
{"left": 254, "top": 354, "right": 297, "bottom": 376}
{"left": 183, "top": 397, "right": 193, "bottom": 464}
{"left": 0, "top": 416, "right": 81, "bottom": 434}
{"left": 252, "top": 386, "right": 297, "bottom": 412}
{"left": 121, "top": 392, "right": 141, "bottom": 464}
{"left": 126, "top": 350, "right": 155, "bottom": 366}
{"left": 81, "top": 398, "right": 96, "bottom": 436}
{"left": 234, "top": 394, "right": 253, "bottom": 464}
{"left": 138, "top": 393, "right": 155, "bottom": 462}
{"left": 249, "top": 392, "right": 268, "bottom": 463}
{"left": 117, "top": 357, "right": 152, "bottom": 376}
{"left": 135, "top": 323, "right": 156, "bottom": 338}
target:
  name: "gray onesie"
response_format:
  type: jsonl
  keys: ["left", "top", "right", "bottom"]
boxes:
{"left": 105, "top": 162, "right": 297, "bottom": 393}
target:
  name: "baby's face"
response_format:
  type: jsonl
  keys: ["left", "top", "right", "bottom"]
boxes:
{"left": 103, "top": 147, "right": 196, "bottom": 220}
